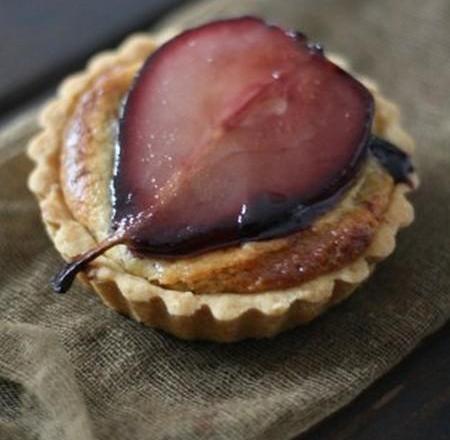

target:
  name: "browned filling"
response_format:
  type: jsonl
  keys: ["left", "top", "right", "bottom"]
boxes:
{"left": 60, "top": 62, "right": 395, "bottom": 294}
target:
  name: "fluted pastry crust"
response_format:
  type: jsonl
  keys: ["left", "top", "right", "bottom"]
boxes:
{"left": 28, "top": 34, "right": 415, "bottom": 341}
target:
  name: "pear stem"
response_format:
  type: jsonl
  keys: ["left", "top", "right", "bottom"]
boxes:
{"left": 51, "top": 233, "right": 125, "bottom": 294}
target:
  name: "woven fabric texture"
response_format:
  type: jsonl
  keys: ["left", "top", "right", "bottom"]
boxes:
{"left": 0, "top": 0, "right": 449, "bottom": 439}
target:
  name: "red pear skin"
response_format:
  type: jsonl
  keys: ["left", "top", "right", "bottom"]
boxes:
{"left": 113, "top": 17, "right": 373, "bottom": 256}
{"left": 51, "top": 17, "right": 395, "bottom": 293}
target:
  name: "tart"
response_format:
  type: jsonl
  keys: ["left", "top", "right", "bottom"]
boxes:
{"left": 28, "top": 17, "right": 416, "bottom": 342}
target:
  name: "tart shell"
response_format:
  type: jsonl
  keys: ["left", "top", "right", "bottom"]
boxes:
{"left": 28, "top": 34, "right": 416, "bottom": 342}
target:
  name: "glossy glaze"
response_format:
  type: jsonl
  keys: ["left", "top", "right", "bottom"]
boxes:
{"left": 51, "top": 18, "right": 414, "bottom": 293}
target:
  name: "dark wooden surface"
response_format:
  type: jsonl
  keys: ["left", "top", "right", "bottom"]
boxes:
{"left": 0, "top": 0, "right": 185, "bottom": 116}
{"left": 0, "top": 2, "right": 448, "bottom": 439}
{"left": 299, "top": 324, "right": 450, "bottom": 440}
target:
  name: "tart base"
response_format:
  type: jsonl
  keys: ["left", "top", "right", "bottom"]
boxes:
{"left": 28, "top": 34, "right": 415, "bottom": 342}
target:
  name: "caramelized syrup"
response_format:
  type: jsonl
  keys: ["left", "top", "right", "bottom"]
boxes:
{"left": 52, "top": 135, "right": 414, "bottom": 293}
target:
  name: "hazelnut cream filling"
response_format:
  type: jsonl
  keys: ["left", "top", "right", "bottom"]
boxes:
{"left": 59, "top": 63, "right": 405, "bottom": 294}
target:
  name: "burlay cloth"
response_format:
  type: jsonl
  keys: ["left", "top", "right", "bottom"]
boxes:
{"left": 0, "top": 0, "right": 449, "bottom": 439}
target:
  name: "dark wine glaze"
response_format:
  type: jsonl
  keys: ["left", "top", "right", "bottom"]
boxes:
{"left": 52, "top": 135, "right": 413, "bottom": 294}
{"left": 51, "top": 16, "right": 415, "bottom": 293}
{"left": 113, "top": 135, "right": 414, "bottom": 258}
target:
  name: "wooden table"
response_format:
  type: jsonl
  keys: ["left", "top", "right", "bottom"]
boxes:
{"left": 1, "top": 1, "right": 448, "bottom": 438}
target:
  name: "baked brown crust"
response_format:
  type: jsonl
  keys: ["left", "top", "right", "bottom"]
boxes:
{"left": 27, "top": 34, "right": 416, "bottom": 341}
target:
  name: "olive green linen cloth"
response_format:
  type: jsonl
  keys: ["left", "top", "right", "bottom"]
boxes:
{"left": 0, "top": 0, "right": 449, "bottom": 439}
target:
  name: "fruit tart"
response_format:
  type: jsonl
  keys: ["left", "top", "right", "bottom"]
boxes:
{"left": 28, "top": 17, "right": 417, "bottom": 341}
